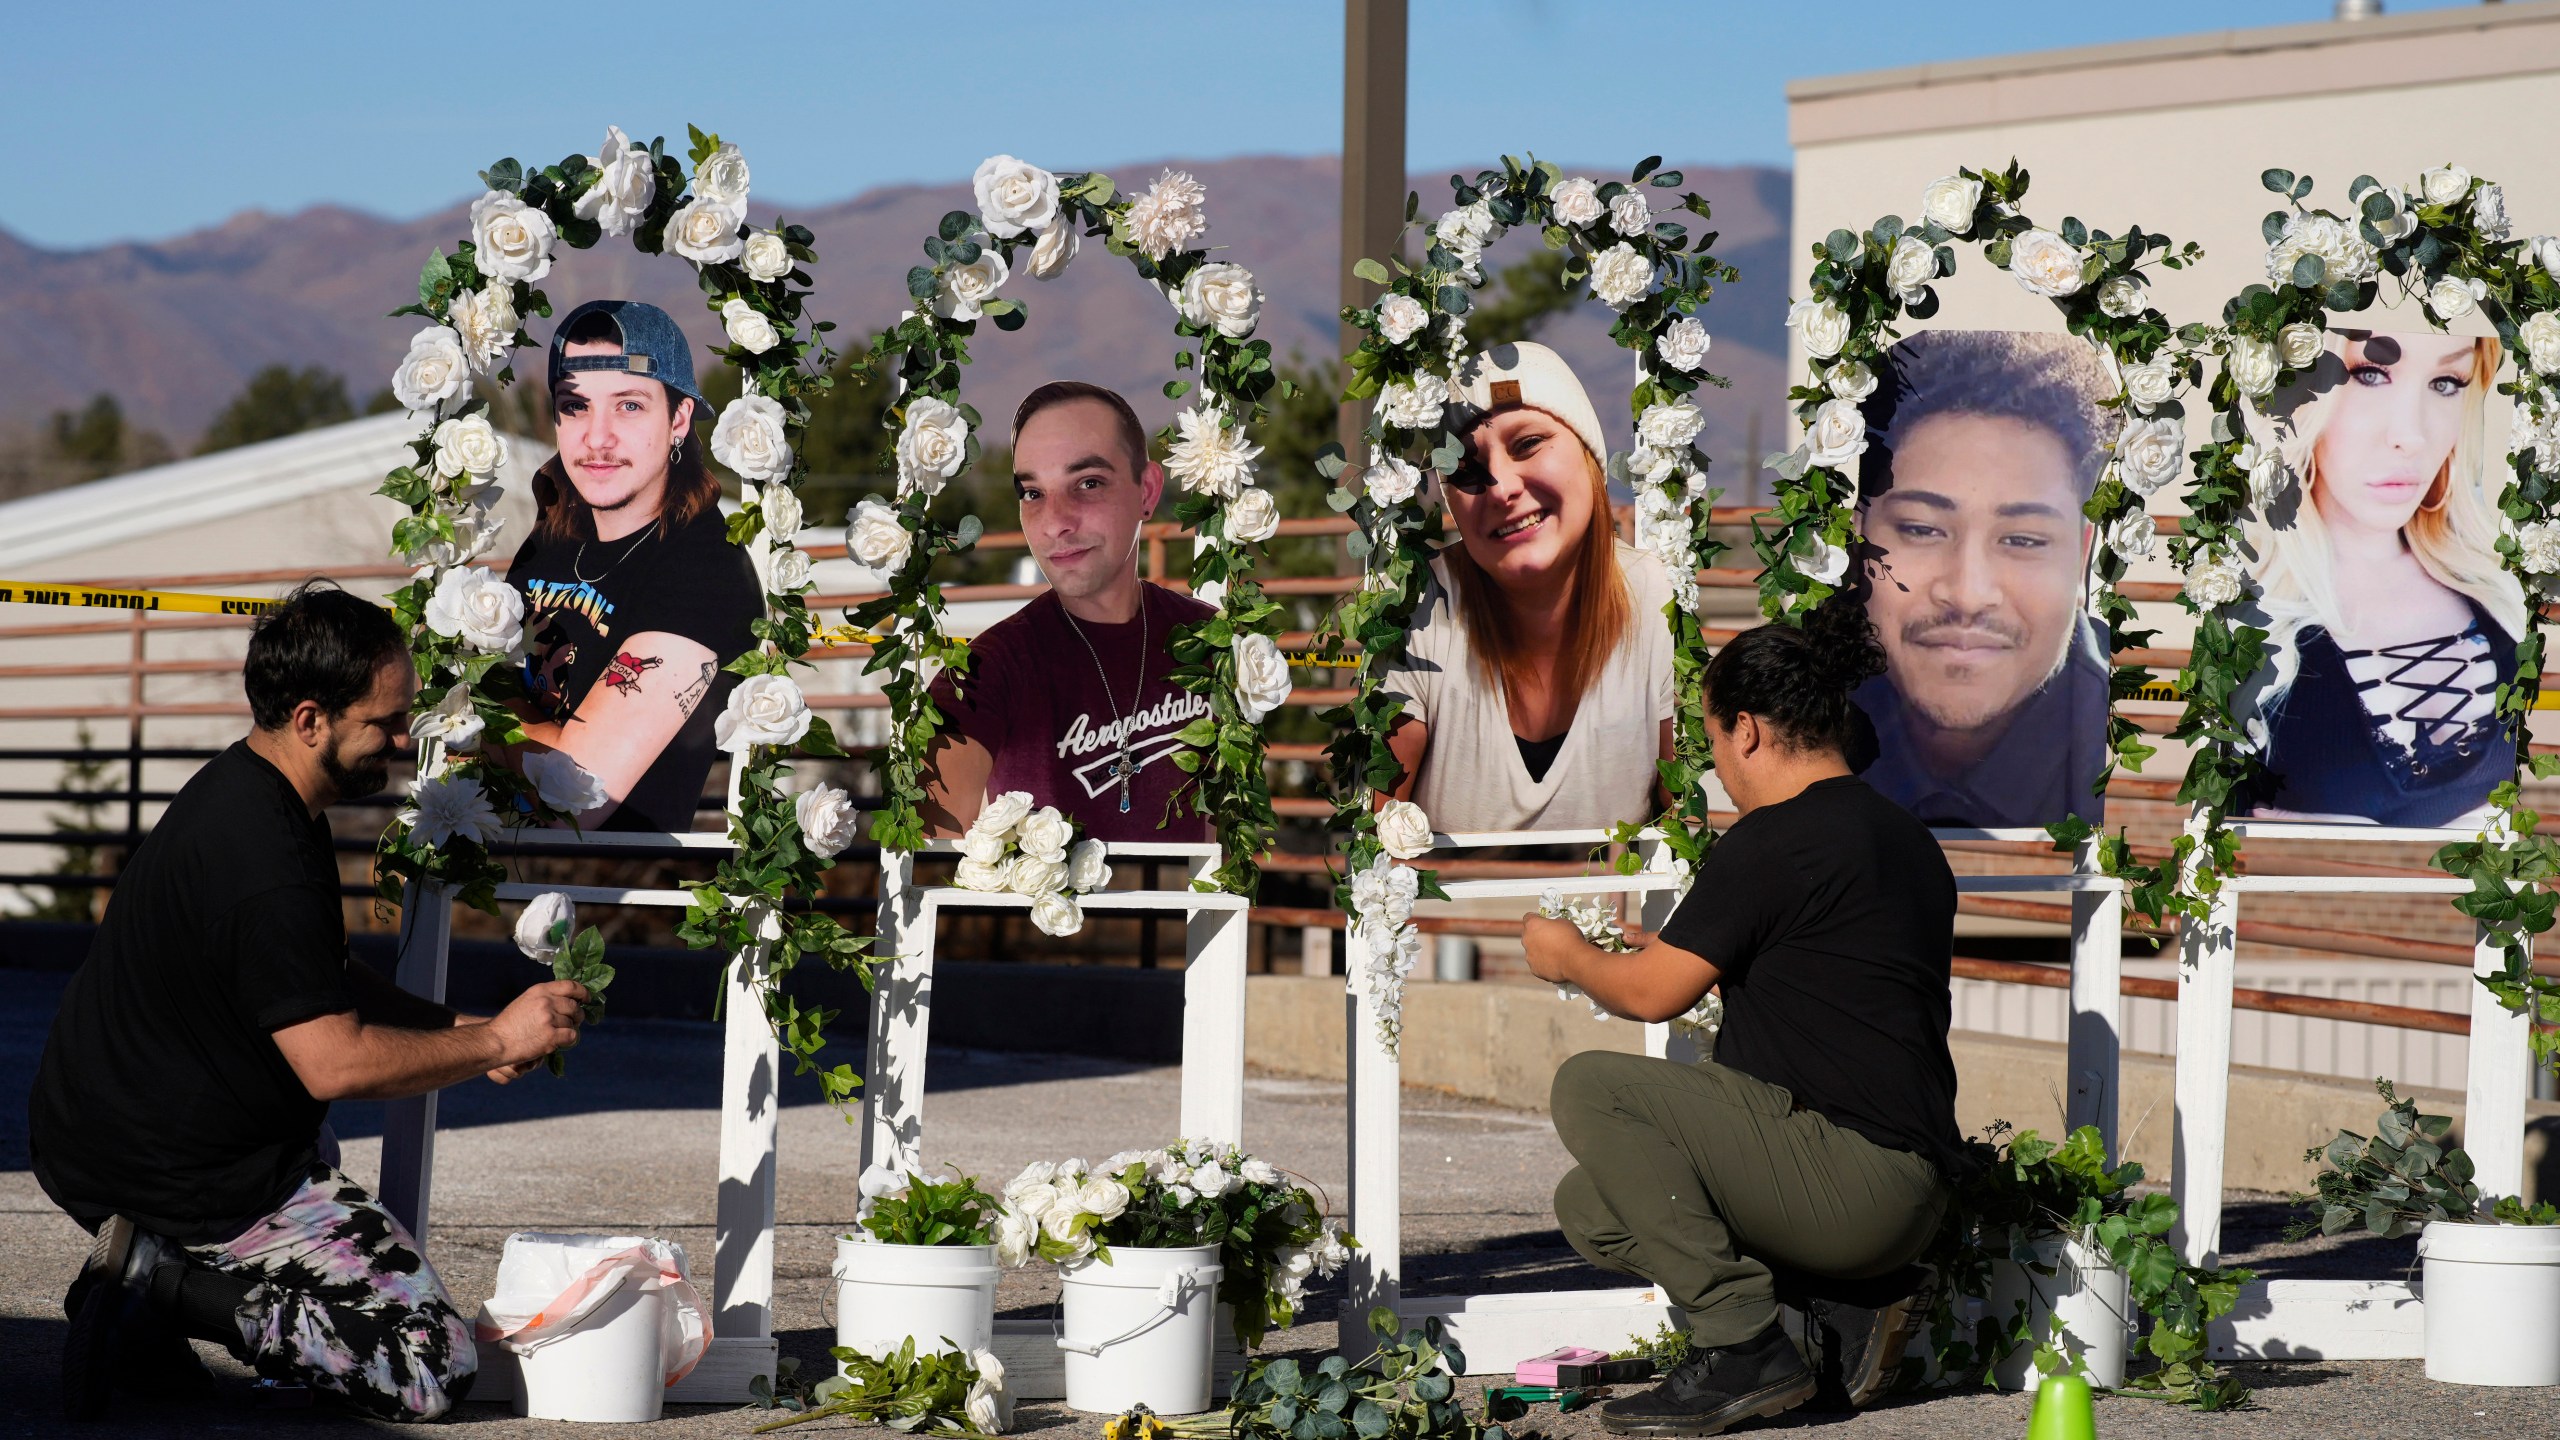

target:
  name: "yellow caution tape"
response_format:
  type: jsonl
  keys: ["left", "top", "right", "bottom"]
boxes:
{"left": 0, "top": 579, "right": 285, "bottom": 616}
{"left": 811, "top": 623, "right": 887, "bottom": 646}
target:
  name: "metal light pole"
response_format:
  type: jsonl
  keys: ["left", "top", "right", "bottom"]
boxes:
{"left": 1338, "top": 0, "right": 1408, "bottom": 473}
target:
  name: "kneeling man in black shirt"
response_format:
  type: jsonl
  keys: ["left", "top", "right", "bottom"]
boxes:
{"left": 29, "top": 583, "right": 591, "bottom": 1421}
{"left": 1523, "top": 606, "right": 1962, "bottom": 1435}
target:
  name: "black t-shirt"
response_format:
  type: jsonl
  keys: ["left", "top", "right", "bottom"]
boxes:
{"left": 1656, "top": 776, "right": 1965, "bottom": 1176}
{"left": 29, "top": 744, "right": 356, "bottom": 1242}
{"left": 506, "top": 505, "right": 762, "bottom": 832}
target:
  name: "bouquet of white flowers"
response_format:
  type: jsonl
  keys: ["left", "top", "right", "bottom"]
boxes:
{"left": 1537, "top": 887, "right": 1721, "bottom": 1045}
{"left": 996, "top": 1139, "right": 1355, "bottom": 1349}
{"left": 953, "top": 791, "right": 1112, "bottom": 937}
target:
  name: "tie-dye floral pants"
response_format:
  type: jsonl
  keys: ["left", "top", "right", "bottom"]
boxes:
{"left": 184, "top": 1162, "right": 477, "bottom": 1420}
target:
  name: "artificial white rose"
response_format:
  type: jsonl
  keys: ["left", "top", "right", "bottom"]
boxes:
{"left": 972, "top": 154, "right": 1060, "bottom": 239}
{"left": 1378, "top": 373, "right": 1449, "bottom": 431}
{"left": 2419, "top": 164, "right": 2472, "bottom": 208}
{"left": 392, "top": 326, "right": 470, "bottom": 413}
{"left": 2371, "top": 186, "right": 2418, "bottom": 244}
{"left": 895, "top": 396, "right": 970, "bottom": 498}
{"left": 1588, "top": 243, "right": 1653, "bottom": 309}
{"left": 714, "top": 673, "right": 813, "bottom": 751}
{"left": 1224, "top": 485, "right": 1280, "bottom": 544}
{"left": 1655, "top": 316, "right": 1711, "bottom": 373}
{"left": 2520, "top": 313, "right": 2560, "bottom": 376}
{"left": 2096, "top": 275, "right": 2147, "bottom": 320}
{"left": 1550, "top": 177, "right": 1604, "bottom": 228}
{"left": 1189, "top": 1162, "right": 1235, "bottom": 1198}
{"left": 1374, "top": 799, "right": 1433, "bottom": 860}
{"left": 2265, "top": 212, "right": 2379, "bottom": 288}
{"left": 1125, "top": 169, "right": 1209, "bottom": 260}
{"left": 2472, "top": 183, "right": 2510, "bottom": 242}
{"left": 1178, "top": 262, "right": 1263, "bottom": 339}
{"left": 1011, "top": 855, "right": 1070, "bottom": 898}
{"left": 2532, "top": 236, "right": 2560, "bottom": 284}
{"left": 756, "top": 544, "right": 812, "bottom": 595}
{"left": 514, "top": 891, "right": 576, "bottom": 963}
{"left": 954, "top": 857, "right": 1009, "bottom": 892}
{"left": 993, "top": 1207, "right": 1037, "bottom": 1268}
{"left": 713, "top": 395, "right": 794, "bottom": 482}
{"left": 1637, "top": 401, "right": 1706, "bottom": 452}
{"left": 934, "top": 246, "right": 1011, "bottom": 322}
{"left": 2104, "top": 508, "right": 2156, "bottom": 563}
{"left": 750, "top": 482, "right": 802, "bottom": 542}
{"left": 667, "top": 196, "right": 746, "bottom": 265}
{"left": 1921, "top": 173, "right": 1983, "bottom": 234}
{"left": 1066, "top": 839, "right": 1111, "bottom": 893}
{"left": 1075, "top": 1176, "right": 1131, "bottom": 1223}
{"left": 2227, "top": 335, "right": 2279, "bottom": 399}
{"left": 409, "top": 685, "right": 485, "bottom": 755}
{"left": 959, "top": 828, "right": 1010, "bottom": 867}
{"left": 690, "top": 141, "right": 752, "bottom": 209}
{"left": 423, "top": 566, "right": 524, "bottom": 655}
{"left": 795, "top": 784, "right": 860, "bottom": 858}
{"left": 1806, "top": 398, "right": 1868, "bottom": 470}
{"left": 1434, "top": 200, "right": 1496, "bottom": 252}
{"left": 1376, "top": 293, "right": 1429, "bottom": 346}
{"left": 526, "top": 748, "right": 610, "bottom": 814}
{"left": 977, "top": 790, "right": 1034, "bottom": 839}
{"left": 405, "top": 485, "right": 507, "bottom": 569}
{"left": 741, "top": 230, "right": 792, "bottom": 283}
{"left": 1164, "top": 406, "right": 1261, "bottom": 499}
{"left": 431, "top": 414, "right": 507, "bottom": 478}
{"left": 401, "top": 773, "right": 500, "bottom": 849}
{"left": 1788, "top": 298, "right": 1851, "bottom": 360}
{"left": 1238, "top": 1157, "right": 1282, "bottom": 1187}
{"left": 721, "top": 297, "right": 780, "bottom": 355}
{"left": 1608, "top": 187, "right": 1652, "bottom": 238}
{"left": 2277, "top": 322, "right": 2325, "bottom": 371}
{"left": 2238, "top": 441, "right": 2289, "bottom": 509}
{"left": 1364, "top": 450, "right": 1423, "bottom": 507}
{"left": 2428, "top": 275, "right": 2485, "bottom": 321}
{"left": 574, "top": 126, "right": 655, "bottom": 239}
{"left": 1029, "top": 890, "right": 1084, "bottom": 939}
{"left": 1233, "top": 632, "right": 1294, "bottom": 724}
{"left": 1824, "top": 360, "right": 1878, "bottom": 400}
{"left": 1886, "top": 233, "right": 1937, "bottom": 302}
{"left": 1016, "top": 807, "right": 1073, "bottom": 864}
{"left": 2115, "top": 415, "right": 2185, "bottom": 497}
{"left": 1802, "top": 537, "right": 1851, "bottom": 586}
{"left": 1028, "top": 220, "right": 1079, "bottom": 280}
{"left": 2007, "top": 229, "right": 2090, "bottom": 298}
{"left": 2518, "top": 520, "right": 2560, "bottom": 575}
{"left": 470, "top": 190, "right": 556, "bottom": 282}
{"left": 2184, "top": 550, "right": 2247, "bottom": 610}
{"left": 446, "top": 283, "right": 519, "bottom": 373}
{"left": 2121, "top": 360, "right": 2176, "bottom": 414}
{"left": 846, "top": 497, "right": 914, "bottom": 573}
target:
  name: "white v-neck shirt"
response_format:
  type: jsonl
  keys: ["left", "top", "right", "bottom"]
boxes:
{"left": 1381, "top": 543, "right": 1677, "bottom": 834}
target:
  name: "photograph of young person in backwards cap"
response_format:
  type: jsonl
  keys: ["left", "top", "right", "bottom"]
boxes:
{"left": 922, "top": 381, "right": 1215, "bottom": 842}
{"left": 500, "top": 299, "right": 762, "bottom": 833}
{"left": 1520, "top": 602, "right": 1961, "bottom": 1434}
{"left": 1851, "top": 330, "right": 2116, "bottom": 829}
{"left": 1380, "top": 341, "right": 1678, "bottom": 832}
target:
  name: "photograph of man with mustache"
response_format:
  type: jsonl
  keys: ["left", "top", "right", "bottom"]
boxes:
{"left": 1849, "top": 330, "right": 2116, "bottom": 829}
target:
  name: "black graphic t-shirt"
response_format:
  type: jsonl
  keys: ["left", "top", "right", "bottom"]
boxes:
{"left": 505, "top": 505, "right": 761, "bottom": 832}
{"left": 928, "top": 583, "right": 1215, "bottom": 843}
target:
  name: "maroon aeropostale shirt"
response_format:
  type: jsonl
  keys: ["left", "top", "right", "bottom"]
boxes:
{"left": 928, "top": 583, "right": 1216, "bottom": 843}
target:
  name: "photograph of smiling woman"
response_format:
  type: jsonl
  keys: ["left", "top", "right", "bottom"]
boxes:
{"left": 1379, "top": 341, "right": 1678, "bottom": 834}
{"left": 2236, "top": 330, "right": 2521, "bottom": 827}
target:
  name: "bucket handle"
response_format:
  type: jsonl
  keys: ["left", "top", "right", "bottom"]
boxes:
{"left": 1053, "top": 1266, "right": 1216, "bottom": 1357}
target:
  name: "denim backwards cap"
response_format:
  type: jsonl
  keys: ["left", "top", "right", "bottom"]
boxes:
{"left": 548, "top": 299, "right": 704, "bottom": 408}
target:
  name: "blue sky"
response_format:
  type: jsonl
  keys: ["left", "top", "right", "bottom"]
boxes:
{"left": 0, "top": 0, "right": 2477, "bottom": 249}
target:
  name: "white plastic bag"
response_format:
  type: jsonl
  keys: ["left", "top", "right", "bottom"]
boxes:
{"left": 474, "top": 1231, "right": 711, "bottom": 1385}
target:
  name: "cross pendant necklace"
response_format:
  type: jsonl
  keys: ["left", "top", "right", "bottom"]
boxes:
{"left": 1062, "top": 594, "right": 1149, "bottom": 815}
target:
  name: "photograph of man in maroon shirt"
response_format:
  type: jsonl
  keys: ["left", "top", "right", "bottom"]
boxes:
{"left": 921, "top": 381, "right": 1214, "bottom": 843}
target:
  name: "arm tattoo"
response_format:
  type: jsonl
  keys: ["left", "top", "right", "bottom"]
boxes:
{"left": 603, "top": 651, "right": 664, "bottom": 696}
{"left": 675, "top": 662, "right": 715, "bottom": 717}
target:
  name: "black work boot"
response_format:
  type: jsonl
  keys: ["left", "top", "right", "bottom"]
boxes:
{"left": 1598, "top": 1321, "right": 1815, "bottom": 1436}
{"left": 61, "top": 1217, "right": 183, "bottom": 1421}
{"left": 1803, "top": 1266, "right": 1936, "bottom": 1409}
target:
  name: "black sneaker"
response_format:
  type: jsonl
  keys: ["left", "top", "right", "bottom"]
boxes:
{"left": 1598, "top": 1323, "right": 1815, "bottom": 1437}
{"left": 1805, "top": 1267, "right": 1936, "bottom": 1410}
{"left": 62, "top": 1217, "right": 179, "bottom": 1421}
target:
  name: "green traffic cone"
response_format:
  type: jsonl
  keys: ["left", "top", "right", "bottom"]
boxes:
{"left": 2023, "top": 1373, "right": 2095, "bottom": 1440}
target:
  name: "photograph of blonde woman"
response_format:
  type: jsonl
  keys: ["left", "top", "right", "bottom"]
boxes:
{"left": 2236, "top": 329, "right": 2522, "bottom": 827}
{"left": 1378, "top": 341, "right": 1678, "bottom": 833}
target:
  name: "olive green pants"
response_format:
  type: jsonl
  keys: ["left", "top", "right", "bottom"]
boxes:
{"left": 1550, "top": 1051, "right": 1950, "bottom": 1347}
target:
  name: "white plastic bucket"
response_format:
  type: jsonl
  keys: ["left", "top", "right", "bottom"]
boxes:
{"left": 519, "top": 1280, "right": 669, "bottom": 1423}
{"left": 476, "top": 1232, "right": 709, "bottom": 1424}
{"left": 834, "top": 1238, "right": 999, "bottom": 1361}
{"left": 1988, "top": 1231, "right": 2130, "bottom": 1390}
{"left": 2419, "top": 1220, "right": 2560, "bottom": 1386}
{"left": 1056, "top": 1243, "right": 1223, "bottom": 1415}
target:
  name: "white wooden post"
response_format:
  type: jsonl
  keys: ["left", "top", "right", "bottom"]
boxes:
{"left": 2169, "top": 885, "right": 2238, "bottom": 1266}
{"left": 712, "top": 940, "right": 781, "bottom": 1342}
{"left": 1343, "top": 923, "right": 1402, "bottom": 1351}
{"left": 378, "top": 879, "right": 452, "bottom": 1242}
{"left": 2066, "top": 841, "right": 2122, "bottom": 1161}
{"left": 1179, "top": 850, "right": 1248, "bottom": 1145}
{"left": 2464, "top": 922, "right": 2530, "bottom": 1198}
{"left": 861, "top": 852, "right": 930, "bottom": 1176}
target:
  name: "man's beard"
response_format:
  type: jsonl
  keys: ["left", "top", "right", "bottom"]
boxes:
{"left": 322, "top": 748, "right": 392, "bottom": 803}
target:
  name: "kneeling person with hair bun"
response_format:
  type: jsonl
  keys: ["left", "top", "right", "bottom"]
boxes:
{"left": 1521, "top": 605, "right": 1962, "bottom": 1435}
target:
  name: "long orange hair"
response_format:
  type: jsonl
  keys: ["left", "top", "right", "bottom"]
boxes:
{"left": 1441, "top": 439, "right": 1631, "bottom": 721}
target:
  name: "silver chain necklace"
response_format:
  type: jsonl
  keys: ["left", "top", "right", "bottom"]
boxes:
{"left": 1059, "top": 593, "right": 1149, "bottom": 814}
{"left": 571, "top": 524, "right": 657, "bottom": 586}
